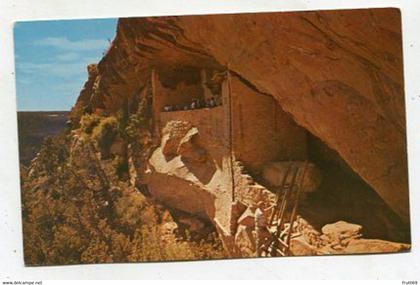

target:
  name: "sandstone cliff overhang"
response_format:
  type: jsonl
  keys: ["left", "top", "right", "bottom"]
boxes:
{"left": 72, "top": 8, "right": 409, "bottom": 224}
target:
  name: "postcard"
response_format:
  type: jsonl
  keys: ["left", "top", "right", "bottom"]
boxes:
{"left": 15, "top": 8, "right": 410, "bottom": 266}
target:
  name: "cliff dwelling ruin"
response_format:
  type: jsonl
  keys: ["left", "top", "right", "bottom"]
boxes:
{"left": 121, "top": 60, "right": 409, "bottom": 257}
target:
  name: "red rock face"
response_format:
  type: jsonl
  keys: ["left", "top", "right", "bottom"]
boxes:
{"left": 73, "top": 8, "right": 409, "bottom": 223}
{"left": 72, "top": 63, "right": 98, "bottom": 114}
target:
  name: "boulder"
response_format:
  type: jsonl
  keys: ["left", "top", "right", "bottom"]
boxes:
{"left": 321, "top": 221, "right": 363, "bottom": 245}
{"left": 234, "top": 225, "right": 256, "bottom": 257}
{"left": 237, "top": 207, "right": 255, "bottom": 227}
{"left": 177, "top": 127, "right": 207, "bottom": 163}
{"left": 161, "top": 121, "right": 192, "bottom": 159}
{"left": 262, "top": 161, "right": 322, "bottom": 193}
{"left": 178, "top": 216, "right": 206, "bottom": 233}
{"left": 290, "top": 236, "right": 318, "bottom": 256}
{"left": 162, "top": 221, "right": 179, "bottom": 235}
{"left": 344, "top": 238, "right": 410, "bottom": 254}
{"left": 322, "top": 221, "right": 363, "bottom": 237}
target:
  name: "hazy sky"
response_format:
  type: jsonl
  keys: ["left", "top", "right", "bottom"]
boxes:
{"left": 14, "top": 18, "right": 117, "bottom": 111}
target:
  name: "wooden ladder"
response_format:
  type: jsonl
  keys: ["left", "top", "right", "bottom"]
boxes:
{"left": 261, "top": 161, "right": 309, "bottom": 257}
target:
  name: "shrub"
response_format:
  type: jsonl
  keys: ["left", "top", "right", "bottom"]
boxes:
{"left": 80, "top": 114, "right": 101, "bottom": 134}
{"left": 125, "top": 99, "right": 153, "bottom": 165}
{"left": 113, "top": 155, "right": 129, "bottom": 180}
{"left": 92, "top": 116, "right": 119, "bottom": 159}
{"left": 125, "top": 98, "right": 149, "bottom": 144}
{"left": 32, "top": 133, "right": 70, "bottom": 176}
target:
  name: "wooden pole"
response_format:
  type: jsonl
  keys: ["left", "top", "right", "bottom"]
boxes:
{"left": 227, "top": 66, "right": 235, "bottom": 202}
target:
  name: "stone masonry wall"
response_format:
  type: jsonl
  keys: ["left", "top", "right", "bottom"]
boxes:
{"left": 226, "top": 75, "right": 308, "bottom": 174}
